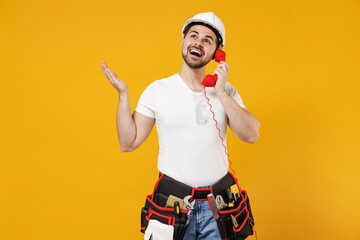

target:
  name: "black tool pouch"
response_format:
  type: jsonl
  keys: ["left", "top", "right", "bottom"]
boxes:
{"left": 215, "top": 189, "right": 255, "bottom": 240}
{"left": 140, "top": 174, "right": 191, "bottom": 240}
{"left": 140, "top": 172, "right": 256, "bottom": 240}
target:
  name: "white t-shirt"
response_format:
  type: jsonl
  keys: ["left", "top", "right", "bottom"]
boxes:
{"left": 135, "top": 73, "right": 246, "bottom": 187}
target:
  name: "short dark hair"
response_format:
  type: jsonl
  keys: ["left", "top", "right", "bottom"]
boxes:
{"left": 183, "top": 22, "right": 222, "bottom": 49}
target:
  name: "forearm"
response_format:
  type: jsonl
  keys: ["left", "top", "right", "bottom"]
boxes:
{"left": 216, "top": 90, "right": 260, "bottom": 143}
{"left": 116, "top": 93, "right": 136, "bottom": 151}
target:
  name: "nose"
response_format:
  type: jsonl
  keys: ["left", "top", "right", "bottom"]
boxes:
{"left": 194, "top": 41, "right": 202, "bottom": 49}
{"left": 193, "top": 38, "right": 202, "bottom": 48}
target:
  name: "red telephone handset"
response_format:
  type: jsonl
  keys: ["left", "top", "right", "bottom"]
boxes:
{"left": 202, "top": 49, "right": 226, "bottom": 87}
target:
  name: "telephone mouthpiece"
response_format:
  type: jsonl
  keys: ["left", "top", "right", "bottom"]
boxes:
{"left": 202, "top": 75, "right": 218, "bottom": 87}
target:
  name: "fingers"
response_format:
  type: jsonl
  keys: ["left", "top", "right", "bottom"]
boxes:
{"left": 112, "top": 71, "right": 124, "bottom": 84}
{"left": 105, "top": 69, "right": 115, "bottom": 81}
{"left": 101, "top": 61, "right": 107, "bottom": 70}
{"left": 101, "top": 61, "right": 108, "bottom": 68}
{"left": 214, "top": 65, "right": 227, "bottom": 76}
{"left": 102, "top": 61, "right": 128, "bottom": 94}
{"left": 105, "top": 68, "right": 125, "bottom": 86}
{"left": 101, "top": 61, "right": 122, "bottom": 81}
{"left": 213, "top": 68, "right": 226, "bottom": 77}
{"left": 105, "top": 69, "right": 119, "bottom": 85}
{"left": 217, "top": 61, "right": 229, "bottom": 72}
{"left": 101, "top": 61, "right": 114, "bottom": 76}
{"left": 104, "top": 68, "right": 113, "bottom": 81}
{"left": 101, "top": 62, "right": 109, "bottom": 75}
{"left": 101, "top": 61, "right": 115, "bottom": 79}
{"left": 101, "top": 62, "right": 120, "bottom": 78}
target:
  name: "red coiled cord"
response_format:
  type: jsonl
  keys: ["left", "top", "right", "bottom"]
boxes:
{"left": 204, "top": 86, "right": 258, "bottom": 239}
{"left": 203, "top": 86, "right": 236, "bottom": 175}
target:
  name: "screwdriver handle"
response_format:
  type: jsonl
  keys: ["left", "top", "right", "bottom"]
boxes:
{"left": 174, "top": 201, "right": 180, "bottom": 218}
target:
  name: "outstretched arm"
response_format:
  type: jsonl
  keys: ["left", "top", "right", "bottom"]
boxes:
{"left": 102, "top": 61, "right": 155, "bottom": 152}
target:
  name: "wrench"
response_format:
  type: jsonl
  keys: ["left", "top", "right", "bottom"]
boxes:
{"left": 183, "top": 195, "right": 195, "bottom": 210}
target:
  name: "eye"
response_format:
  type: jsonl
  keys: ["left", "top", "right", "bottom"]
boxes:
{"left": 204, "top": 39, "right": 212, "bottom": 45}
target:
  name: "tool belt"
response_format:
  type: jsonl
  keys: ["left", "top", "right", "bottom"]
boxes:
{"left": 140, "top": 172, "right": 255, "bottom": 240}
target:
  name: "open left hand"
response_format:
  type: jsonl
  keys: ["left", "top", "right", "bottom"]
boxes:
{"left": 213, "top": 61, "right": 230, "bottom": 94}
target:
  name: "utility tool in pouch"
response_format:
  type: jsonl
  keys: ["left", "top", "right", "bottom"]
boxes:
{"left": 165, "top": 195, "right": 185, "bottom": 209}
{"left": 174, "top": 201, "right": 180, "bottom": 218}
{"left": 216, "top": 195, "right": 228, "bottom": 210}
{"left": 207, "top": 193, "right": 219, "bottom": 218}
{"left": 231, "top": 214, "right": 239, "bottom": 229}
{"left": 183, "top": 195, "right": 195, "bottom": 227}
{"left": 211, "top": 187, "right": 257, "bottom": 240}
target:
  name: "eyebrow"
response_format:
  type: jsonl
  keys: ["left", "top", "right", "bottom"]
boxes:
{"left": 189, "top": 30, "right": 215, "bottom": 43}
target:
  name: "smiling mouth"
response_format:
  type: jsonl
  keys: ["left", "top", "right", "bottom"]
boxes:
{"left": 189, "top": 49, "right": 203, "bottom": 57}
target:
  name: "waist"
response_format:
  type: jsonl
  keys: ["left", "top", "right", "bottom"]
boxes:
{"left": 153, "top": 171, "right": 238, "bottom": 201}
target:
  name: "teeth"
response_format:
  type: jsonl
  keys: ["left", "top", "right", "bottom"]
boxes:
{"left": 190, "top": 49, "right": 202, "bottom": 56}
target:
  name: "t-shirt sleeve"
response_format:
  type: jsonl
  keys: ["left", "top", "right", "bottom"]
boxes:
{"left": 225, "top": 82, "right": 247, "bottom": 109}
{"left": 134, "top": 81, "right": 158, "bottom": 118}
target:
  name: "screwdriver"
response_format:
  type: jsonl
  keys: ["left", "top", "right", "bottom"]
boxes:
{"left": 174, "top": 201, "right": 180, "bottom": 219}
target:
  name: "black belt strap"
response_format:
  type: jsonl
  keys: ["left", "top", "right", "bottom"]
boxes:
{"left": 193, "top": 189, "right": 212, "bottom": 200}
{"left": 153, "top": 172, "right": 237, "bottom": 202}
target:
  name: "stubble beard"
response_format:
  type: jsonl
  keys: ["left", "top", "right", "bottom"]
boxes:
{"left": 182, "top": 49, "right": 211, "bottom": 69}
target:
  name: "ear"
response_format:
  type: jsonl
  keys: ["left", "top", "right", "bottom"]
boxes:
{"left": 181, "top": 38, "right": 184, "bottom": 49}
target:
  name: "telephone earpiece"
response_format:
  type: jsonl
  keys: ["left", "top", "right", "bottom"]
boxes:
{"left": 202, "top": 49, "right": 226, "bottom": 87}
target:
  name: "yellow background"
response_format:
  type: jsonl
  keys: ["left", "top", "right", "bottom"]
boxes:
{"left": 1, "top": 0, "right": 359, "bottom": 239}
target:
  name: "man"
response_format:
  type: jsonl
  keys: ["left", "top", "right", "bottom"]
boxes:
{"left": 101, "top": 12, "right": 260, "bottom": 240}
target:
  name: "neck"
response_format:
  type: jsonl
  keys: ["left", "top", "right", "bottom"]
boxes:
{"left": 179, "top": 61, "right": 206, "bottom": 89}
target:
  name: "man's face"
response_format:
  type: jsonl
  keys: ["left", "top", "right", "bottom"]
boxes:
{"left": 181, "top": 25, "right": 218, "bottom": 69}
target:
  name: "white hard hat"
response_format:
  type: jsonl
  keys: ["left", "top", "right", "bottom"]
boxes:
{"left": 182, "top": 12, "right": 225, "bottom": 49}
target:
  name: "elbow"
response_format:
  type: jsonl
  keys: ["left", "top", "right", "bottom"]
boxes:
{"left": 118, "top": 135, "right": 138, "bottom": 152}
{"left": 246, "top": 123, "right": 260, "bottom": 144}
{"left": 120, "top": 146, "right": 133, "bottom": 152}
{"left": 120, "top": 147, "right": 135, "bottom": 152}
{"left": 249, "top": 120, "right": 260, "bottom": 143}
{"left": 237, "top": 131, "right": 259, "bottom": 143}
{"left": 247, "top": 132, "right": 259, "bottom": 143}
{"left": 119, "top": 143, "right": 136, "bottom": 152}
